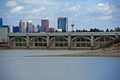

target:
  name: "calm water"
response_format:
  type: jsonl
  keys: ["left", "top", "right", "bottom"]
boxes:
{"left": 0, "top": 50, "right": 120, "bottom": 80}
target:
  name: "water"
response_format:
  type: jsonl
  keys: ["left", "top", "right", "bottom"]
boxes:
{"left": 0, "top": 50, "right": 120, "bottom": 80}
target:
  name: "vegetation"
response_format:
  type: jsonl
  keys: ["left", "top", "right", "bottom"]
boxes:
{"left": 75, "top": 27, "right": 120, "bottom": 32}
{"left": 115, "top": 27, "right": 120, "bottom": 32}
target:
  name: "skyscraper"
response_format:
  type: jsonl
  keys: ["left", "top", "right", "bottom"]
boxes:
{"left": 41, "top": 19, "right": 49, "bottom": 32}
{"left": 0, "top": 18, "right": 3, "bottom": 27}
{"left": 19, "top": 20, "right": 25, "bottom": 33}
{"left": 58, "top": 17, "right": 68, "bottom": 32}
{"left": 37, "top": 25, "right": 42, "bottom": 32}
{"left": 13, "top": 26, "right": 19, "bottom": 33}
{"left": 9, "top": 25, "right": 13, "bottom": 33}
{"left": 26, "top": 20, "right": 34, "bottom": 33}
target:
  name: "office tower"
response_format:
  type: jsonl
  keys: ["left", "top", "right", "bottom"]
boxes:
{"left": 9, "top": 25, "right": 13, "bottom": 33}
{"left": 34, "top": 25, "right": 38, "bottom": 33}
{"left": 19, "top": 20, "right": 25, "bottom": 33}
{"left": 37, "top": 25, "right": 42, "bottom": 32}
{"left": 41, "top": 19, "right": 49, "bottom": 32}
{"left": 32, "top": 25, "right": 35, "bottom": 33}
{"left": 0, "top": 18, "right": 3, "bottom": 27}
{"left": 26, "top": 20, "right": 34, "bottom": 33}
{"left": 57, "top": 17, "right": 68, "bottom": 32}
{"left": 13, "top": 26, "right": 19, "bottom": 33}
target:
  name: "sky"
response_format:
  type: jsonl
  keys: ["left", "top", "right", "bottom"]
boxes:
{"left": 0, "top": 0, "right": 120, "bottom": 31}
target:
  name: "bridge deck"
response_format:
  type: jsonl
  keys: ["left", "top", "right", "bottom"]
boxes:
{"left": 8, "top": 32, "right": 120, "bottom": 36}
{"left": 5, "top": 32, "right": 120, "bottom": 49}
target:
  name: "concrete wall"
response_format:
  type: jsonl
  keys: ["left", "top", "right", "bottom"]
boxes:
{"left": 0, "top": 28, "right": 8, "bottom": 42}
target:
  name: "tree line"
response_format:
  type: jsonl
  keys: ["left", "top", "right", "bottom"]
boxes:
{"left": 73, "top": 27, "right": 120, "bottom": 32}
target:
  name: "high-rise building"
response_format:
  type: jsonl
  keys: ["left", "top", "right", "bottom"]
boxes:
{"left": 32, "top": 25, "right": 35, "bottom": 33}
{"left": 57, "top": 17, "right": 68, "bottom": 32}
{"left": 26, "top": 20, "right": 34, "bottom": 33}
{"left": 37, "top": 25, "right": 42, "bottom": 32}
{"left": 0, "top": 18, "right": 3, "bottom": 27}
{"left": 13, "top": 26, "right": 19, "bottom": 33}
{"left": 34, "top": 25, "right": 38, "bottom": 33}
{"left": 19, "top": 20, "right": 25, "bottom": 33}
{"left": 41, "top": 19, "right": 49, "bottom": 32}
{"left": 9, "top": 25, "right": 13, "bottom": 33}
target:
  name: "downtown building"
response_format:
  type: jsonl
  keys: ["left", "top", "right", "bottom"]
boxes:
{"left": 13, "top": 26, "right": 19, "bottom": 33}
{"left": 57, "top": 17, "right": 68, "bottom": 32}
{"left": 37, "top": 25, "right": 42, "bottom": 32}
{"left": 19, "top": 20, "right": 25, "bottom": 33}
{"left": 41, "top": 19, "right": 49, "bottom": 32}
{"left": 0, "top": 18, "right": 9, "bottom": 32}
{"left": 49, "top": 28, "right": 55, "bottom": 32}
{"left": 26, "top": 20, "right": 34, "bottom": 33}
{"left": 0, "top": 18, "right": 3, "bottom": 27}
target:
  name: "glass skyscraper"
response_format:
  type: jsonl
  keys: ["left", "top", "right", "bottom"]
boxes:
{"left": 58, "top": 17, "right": 68, "bottom": 32}
{"left": 0, "top": 18, "right": 3, "bottom": 27}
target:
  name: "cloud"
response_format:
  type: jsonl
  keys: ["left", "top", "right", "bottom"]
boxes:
{"left": 68, "top": 6, "right": 80, "bottom": 12}
{"left": 5, "top": 0, "right": 24, "bottom": 13}
{"left": 97, "top": 3, "right": 113, "bottom": 14}
{"left": 30, "top": 7, "right": 46, "bottom": 14}
{"left": 81, "top": 17, "right": 96, "bottom": 22}
{"left": 61, "top": 5, "right": 81, "bottom": 14}
{"left": 5, "top": 0, "right": 17, "bottom": 7}
{"left": 10, "top": 6, "right": 24, "bottom": 13}
{"left": 82, "top": 15, "right": 112, "bottom": 22}
{"left": 86, "top": 3, "right": 114, "bottom": 15}
{"left": 26, "top": 7, "right": 47, "bottom": 19}
{"left": 97, "top": 15, "right": 112, "bottom": 20}
{"left": 22, "top": 0, "right": 58, "bottom": 5}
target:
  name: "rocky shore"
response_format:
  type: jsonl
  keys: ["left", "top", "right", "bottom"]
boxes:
{"left": 36, "top": 43, "right": 120, "bottom": 57}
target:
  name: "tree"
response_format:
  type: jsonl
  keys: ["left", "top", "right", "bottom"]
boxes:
{"left": 72, "top": 30, "right": 74, "bottom": 32}
{"left": 78, "top": 30, "right": 81, "bottom": 32}
{"left": 110, "top": 29, "right": 114, "bottom": 32}
{"left": 90, "top": 28, "right": 93, "bottom": 32}
{"left": 106, "top": 29, "right": 109, "bottom": 32}
{"left": 76, "top": 29, "right": 79, "bottom": 32}
{"left": 115, "top": 27, "right": 120, "bottom": 32}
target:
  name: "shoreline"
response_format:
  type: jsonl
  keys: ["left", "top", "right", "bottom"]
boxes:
{"left": 23, "top": 49, "right": 120, "bottom": 57}
{"left": 24, "top": 54, "right": 120, "bottom": 57}
{"left": 1, "top": 46, "right": 120, "bottom": 57}
{"left": 0, "top": 47, "right": 94, "bottom": 50}
{"left": 1, "top": 49, "right": 120, "bottom": 57}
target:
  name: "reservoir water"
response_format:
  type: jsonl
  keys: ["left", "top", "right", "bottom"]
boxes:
{"left": 0, "top": 50, "right": 120, "bottom": 80}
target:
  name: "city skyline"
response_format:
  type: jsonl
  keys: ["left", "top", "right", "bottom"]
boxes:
{"left": 0, "top": 0, "right": 120, "bottom": 30}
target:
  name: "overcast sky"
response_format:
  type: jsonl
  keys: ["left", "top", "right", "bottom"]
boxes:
{"left": 0, "top": 0, "right": 120, "bottom": 30}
